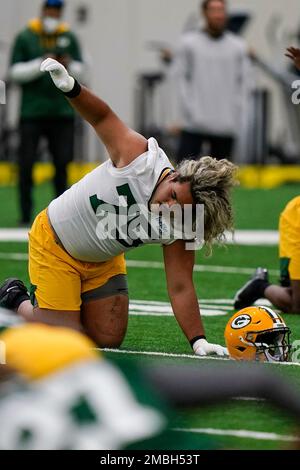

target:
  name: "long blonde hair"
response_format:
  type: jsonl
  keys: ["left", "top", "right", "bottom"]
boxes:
{"left": 176, "top": 157, "right": 238, "bottom": 255}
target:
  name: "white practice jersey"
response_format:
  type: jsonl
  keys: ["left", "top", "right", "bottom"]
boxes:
{"left": 48, "top": 138, "right": 175, "bottom": 262}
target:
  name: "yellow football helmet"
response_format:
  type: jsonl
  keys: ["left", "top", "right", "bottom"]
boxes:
{"left": 225, "top": 306, "right": 291, "bottom": 362}
{"left": 0, "top": 308, "right": 99, "bottom": 380}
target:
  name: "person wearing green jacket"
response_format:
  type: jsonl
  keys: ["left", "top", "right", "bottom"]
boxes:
{"left": 9, "top": 0, "right": 84, "bottom": 225}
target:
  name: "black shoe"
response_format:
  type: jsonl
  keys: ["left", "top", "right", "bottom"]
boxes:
{"left": 0, "top": 278, "right": 30, "bottom": 311}
{"left": 234, "top": 268, "right": 269, "bottom": 310}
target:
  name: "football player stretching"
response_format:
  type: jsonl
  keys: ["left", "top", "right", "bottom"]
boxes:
{"left": 0, "top": 58, "right": 237, "bottom": 357}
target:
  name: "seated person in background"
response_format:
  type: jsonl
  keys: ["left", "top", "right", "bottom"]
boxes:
{"left": 234, "top": 196, "right": 300, "bottom": 314}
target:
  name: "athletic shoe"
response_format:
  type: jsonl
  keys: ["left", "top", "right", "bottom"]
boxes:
{"left": 0, "top": 278, "right": 30, "bottom": 311}
{"left": 234, "top": 267, "right": 270, "bottom": 310}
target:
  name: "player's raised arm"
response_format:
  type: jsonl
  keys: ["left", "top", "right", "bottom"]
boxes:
{"left": 40, "top": 58, "right": 147, "bottom": 167}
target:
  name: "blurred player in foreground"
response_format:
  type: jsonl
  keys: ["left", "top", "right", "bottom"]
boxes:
{"left": 0, "top": 309, "right": 174, "bottom": 450}
{"left": 0, "top": 56, "right": 238, "bottom": 358}
{"left": 1, "top": 308, "right": 300, "bottom": 450}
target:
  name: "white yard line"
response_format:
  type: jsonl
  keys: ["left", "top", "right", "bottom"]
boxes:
{"left": 130, "top": 300, "right": 275, "bottom": 317}
{"left": 100, "top": 348, "right": 300, "bottom": 367}
{"left": 0, "top": 229, "right": 279, "bottom": 245}
{"left": 127, "top": 260, "right": 280, "bottom": 277}
{"left": 129, "top": 299, "right": 277, "bottom": 317}
{"left": 101, "top": 348, "right": 229, "bottom": 362}
{"left": 0, "top": 252, "right": 28, "bottom": 261}
{"left": 130, "top": 309, "right": 228, "bottom": 317}
{"left": 0, "top": 252, "right": 280, "bottom": 277}
{"left": 227, "top": 230, "right": 279, "bottom": 246}
{"left": 0, "top": 229, "right": 29, "bottom": 242}
{"left": 172, "top": 428, "right": 299, "bottom": 442}
{"left": 129, "top": 302, "right": 229, "bottom": 317}
{"left": 130, "top": 301, "right": 230, "bottom": 311}
{"left": 131, "top": 299, "right": 235, "bottom": 305}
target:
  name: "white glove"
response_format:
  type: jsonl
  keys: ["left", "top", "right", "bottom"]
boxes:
{"left": 193, "top": 338, "right": 228, "bottom": 357}
{"left": 40, "top": 58, "right": 75, "bottom": 93}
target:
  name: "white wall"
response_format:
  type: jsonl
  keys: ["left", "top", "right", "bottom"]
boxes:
{"left": 1, "top": 0, "right": 300, "bottom": 160}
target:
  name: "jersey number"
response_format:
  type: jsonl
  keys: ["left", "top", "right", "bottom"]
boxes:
{"left": 90, "top": 184, "right": 145, "bottom": 249}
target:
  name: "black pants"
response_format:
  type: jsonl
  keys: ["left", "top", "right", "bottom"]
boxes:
{"left": 18, "top": 118, "right": 75, "bottom": 223}
{"left": 177, "top": 130, "right": 234, "bottom": 164}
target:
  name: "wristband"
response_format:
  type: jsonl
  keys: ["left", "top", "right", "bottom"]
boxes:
{"left": 63, "top": 79, "right": 82, "bottom": 98}
{"left": 190, "top": 335, "right": 206, "bottom": 348}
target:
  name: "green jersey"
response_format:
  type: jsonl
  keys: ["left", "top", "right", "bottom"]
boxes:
{"left": 0, "top": 359, "right": 214, "bottom": 450}
{"left": 10, "top": 18, "right": 82, "bottom": 119}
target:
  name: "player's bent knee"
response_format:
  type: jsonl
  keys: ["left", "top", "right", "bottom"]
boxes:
{"left": 81, "top": 294, "right": 129, "bottom": 349}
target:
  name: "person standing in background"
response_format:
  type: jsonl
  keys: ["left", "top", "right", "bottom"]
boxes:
{"left": 9, "top": 0, "right": 84, "bottom": 225}
{"left": 173, "top": 0, "right": 252, "bottom": 163}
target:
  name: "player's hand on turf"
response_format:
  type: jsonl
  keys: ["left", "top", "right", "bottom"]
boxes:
{"left": 193, "top": 338, "right": 228, "bottom": 357}
{"left": 40, "top": 58, "right": 75, "bottom": 93}
{"left": 285, "top": 47, "right": 300, "bottom": 70}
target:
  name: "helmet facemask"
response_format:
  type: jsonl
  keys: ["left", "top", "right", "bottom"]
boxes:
{"left": 246, "top": 328, "right": 291, "bottom": 363}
